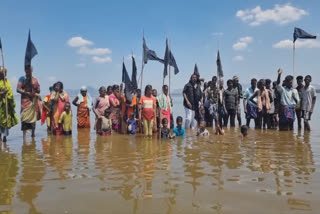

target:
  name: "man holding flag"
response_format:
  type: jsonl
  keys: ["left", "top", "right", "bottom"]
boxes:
{"left": 17, "top": 31, "right": 41, "bottom": 139}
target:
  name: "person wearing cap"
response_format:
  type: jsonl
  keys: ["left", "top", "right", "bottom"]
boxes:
{"left": 233, "top": 76, "right": 243, "bottom": 126}
{"left": 17, "top": 65, "right": 41, "bottom": 139}
{"left": 72, "top": 86, "right": 92, "bottom": 128}
{"left": 0, "top": 67, "right": 19, "bottom": 142}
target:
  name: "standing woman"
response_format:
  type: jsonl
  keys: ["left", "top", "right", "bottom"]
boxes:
{"left": 93, "top": 86, "right": 110, "bottom": 134}
{"left": 109, "top": 84, "right": 121, "bottom": 132}
{"left": 0, "top": 67, "right": 19, "bottom": 142}
{"left": 72, "top": 86, "right": 92, "bottom": 128}
{"left": 157, "top": 85, "right": 172, "bottom": 129}
{"left": 50, "top": 81, "right": 69, "bottom": 135}
{"left": 17, "top": 65, "right": 41, "bottom": 138}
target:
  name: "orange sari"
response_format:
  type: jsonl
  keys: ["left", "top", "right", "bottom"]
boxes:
{"left": 77, "top": 96, "right": 91, "bottom": 128}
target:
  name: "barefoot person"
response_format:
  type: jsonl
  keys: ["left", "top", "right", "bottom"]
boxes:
{"left": 17, "top": 65, "right": 41, "bottom": 139}
{"left": 301, "top": 75, "right": 316, "bottom": 131}
{"left": 0, "top": 67, "right": 19, "bottom": 142}
{"left": 72, "top": 86, "right": 92, "bottom": 128}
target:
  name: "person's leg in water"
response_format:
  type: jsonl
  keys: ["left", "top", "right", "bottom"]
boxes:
{"left": 296, "top": 109, "right": 302, "bottom": 130}
{"left": 229, "top": 109, "right": 236, "bottom": 127}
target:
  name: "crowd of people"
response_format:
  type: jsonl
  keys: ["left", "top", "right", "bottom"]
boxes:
{"left": 0, "top": 65, "right": 317, "bottom": 142}
{"left": 183, "top": 68, "right": 317, "bottom": 135}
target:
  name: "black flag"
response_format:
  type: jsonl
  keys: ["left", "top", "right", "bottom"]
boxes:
{"left": 193, "top": 64, "right": 200, "bottom": 78}
{"left": 293, "top": 27, "right": 316, "bottom": 43}
{"left": 143, "top": 37, "right": 164, "bottom": 64}
{"left": 131, "top": 56, "right": 138, "bottom": 91}
{"left": 122, "top": 62, "right": 133, "bottom": 104}
{"left": 216, "top": 50, "right": 224, "bottom": 78}
{"left": 163, "top": 39, "right": 179, "bottom": 77}
{"left": 25, "top": 30, "right": 38, "bottom": 67}
{"left": 163, "top": 39, "right": 170, "bottom": 77}
{"left": 0, "top": 38, "right": 2, "bottom": 50}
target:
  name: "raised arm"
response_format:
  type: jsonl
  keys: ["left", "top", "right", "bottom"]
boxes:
{"left": 72, "top": 96, "right": 79, "bottom": 107}
{"left": 249, "top": 91, "right": 258, "bottom": 105}
{"left": 276, "top": 68, "right": 282, "bottom": 85}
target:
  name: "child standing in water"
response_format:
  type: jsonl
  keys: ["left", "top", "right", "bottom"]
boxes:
{"left": 160, "top": 118, "right": 175, "bottom": 139}
{"left": 173, "top": 116, "right": 186, "bottom": 137}
{"left": 140, "top": 85, "right": 156, "bottom": 137}
{"left": 100, "top": 109, "right": 112, "bottom": 135}
{"left": 197, "top": 120, "right": 210, "bottom": 136}
{"left": 127, "top": 112, "right": 136, "bottom": 135}
{"left": 240, "top": 125, "right": 248, "bottom": 138}
{"left": 59, "top": 102, "right": 72, "bottom": 136}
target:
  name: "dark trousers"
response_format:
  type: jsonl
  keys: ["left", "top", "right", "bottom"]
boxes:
{"left": 296, "top": 109, "right": 302, "bottom": 129}
{"left": 225, "top": 109, "right": 236, "bottom": 127}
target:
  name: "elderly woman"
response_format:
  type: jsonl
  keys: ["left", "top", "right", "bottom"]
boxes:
{"left": 93, "top": 86, "right": 110, "bottom": 134}
{"left": 17, "top": 65, "right": 41, "bottom": 138}
{"left": 51, "top": 81, "right": 69, "bottom": 135}
{"left": 72, "top": 86, "right": 92, "bottom": 128}
{"left": 0, "top": 67, "right": 19, "bottom": 142}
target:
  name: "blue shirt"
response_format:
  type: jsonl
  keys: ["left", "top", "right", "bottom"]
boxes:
{"left": 127, "top": 119, "right": 136, "bottom": 134}
{"left": 173, "top": 126, "right": 185, "bottom": 136}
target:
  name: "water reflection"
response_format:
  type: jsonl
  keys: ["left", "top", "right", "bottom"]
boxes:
{"left": 17, "top": 140, "right": 45, "bottom": 214}
{"left": 0, "top": 143, "right": 19, "bottom": 209}
{"left": 0, "top": 127, "right": 318, "bottom": 213}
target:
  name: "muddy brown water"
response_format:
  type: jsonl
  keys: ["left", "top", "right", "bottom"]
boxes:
{"left": 0, "top": 95, "right": 320, "bottom": 214}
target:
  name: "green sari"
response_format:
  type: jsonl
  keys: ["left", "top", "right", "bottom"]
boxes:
{"left": 0, "top": 79, "right": 19, "bottom": 129}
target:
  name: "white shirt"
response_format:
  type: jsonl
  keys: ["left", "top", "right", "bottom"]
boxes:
{"left": 301, "top": 85, "right": 316, "bottom": 111}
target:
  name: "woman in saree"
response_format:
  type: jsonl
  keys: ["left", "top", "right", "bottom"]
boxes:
{"left": 157, "top": 85, "right": 172, "bottom": 129}
{"left": 0, "top": 67, "right": 19, "bottom": 142}
{"left": 109, "top": 84, "right": 121, "bottom": 132}
{"left": 93, "top": 86, "right": 110, "bottom": 134}
{"left": 50, "top": 81, "right": 69, "bottom": 135}
{"left": 17, "top": 65, "right": 41, "bottom": 139}
{"left": 72, "top": 86, "right": 92, "bottom": 128}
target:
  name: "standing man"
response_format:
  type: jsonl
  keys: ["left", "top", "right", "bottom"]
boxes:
{"left": 183, "top": 74, "right": 197, "bottom": 129}
{"left": 295, "top": 76, "right": 304, "bottom": 129}
{"left": 301, "top": 75, "right": 316, "bottom": 131}
{"left": 233, "top": 76, "right": 243, "bottom": 126}
{"left": 17, "top": 65, "right": 41, "bottom": 139}
{"left": 243, "top": 78, "right": 258, "bottom": 128}
{"left": 276, "top": 69, "right": 299, "bottom": 131}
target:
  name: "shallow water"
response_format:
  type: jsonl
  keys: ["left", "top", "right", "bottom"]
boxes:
{"left": 0, "top": 95, "right": 320, "bottom": 214}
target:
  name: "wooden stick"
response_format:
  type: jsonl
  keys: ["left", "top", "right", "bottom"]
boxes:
{"left": 0, "top": 48, "right": 9, "bottom": 130}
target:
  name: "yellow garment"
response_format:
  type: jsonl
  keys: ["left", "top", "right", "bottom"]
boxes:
{"left": 59, "top": 111, "right": 73, "bottom": 132}
{"left": 0, "top": 79, "right": 19, "bottom": 128}
{"left": 143, "top": 119, "right": 153, "bottom": 136}
{"left": 20, "top": 97, "right": 39, "bottom": 124}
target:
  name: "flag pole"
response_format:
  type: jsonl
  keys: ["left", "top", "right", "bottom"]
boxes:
{"left": 140, "top": 30, "right": 145, "bottom": 91}
{"left": 293, "top": 42, "right": 296, "bottom": 81}
{"left": 0, "top": 41, "right": 9, "bottom": 130}
{"left": 168, "top": 39, "right": 171, "bottom": 96}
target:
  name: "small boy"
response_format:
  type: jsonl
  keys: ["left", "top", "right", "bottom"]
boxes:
{"left": 100, "top": 109, "right": 112, "bottom": 135}
{"left": 196, "top": 120, "right": 210, "bottom": 136}
{"left": 59, "top": 102, "right": 72, "bottom": 136}
{"left": 173, "top": 116, "right": 186, "bottom": 137}
{"left": 240, "top": 125, "right": 248, "bottom": 137}
{"left": 160, "top": 118, "right": 175, "bottom": 139}
{"left": 127, "top": 112, "right": 136, "bottom": 135}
